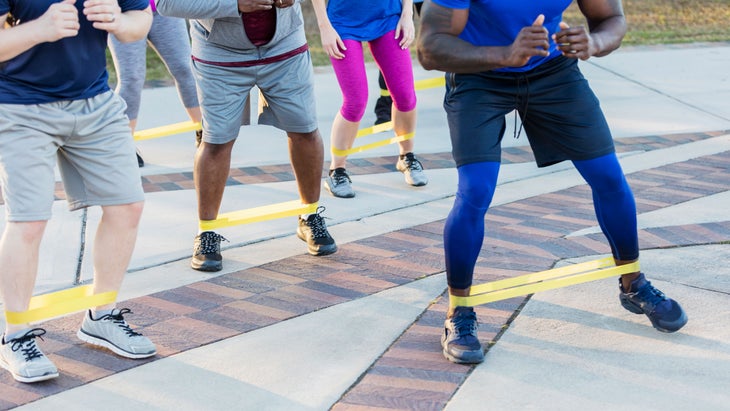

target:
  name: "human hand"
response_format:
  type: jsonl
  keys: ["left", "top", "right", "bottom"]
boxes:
{"left": 320, "top": 25, "right": 346, "bottom": 59}
{"left": 238, "top": 0, "right": 275, "bottom": 13}
{"left": 396, "top": 15, "right": 415, "bottom": 49}
{"left": 553, "top": 22, "right": 596, "bottom": 60}
{"left": 36, "top": 0, "right": 79, "bottom": 42}
{"left": 273, "top": 0, "right": 295, "bottom": 9}
{"left": 503, "top": 14, "right": 550, "bottom": 67}
{"left": 83, "top": 0, "right": 122, "bottom": 32}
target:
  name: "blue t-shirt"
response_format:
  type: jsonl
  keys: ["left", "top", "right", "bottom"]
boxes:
{"left": 431, "top": 0, "right": 572, "bottom": 72}
{"left": 327, "top": 0, "right": 403, "bottom": 42}
{"left": 0, "top": 0, "right": 149, "bottom": 104}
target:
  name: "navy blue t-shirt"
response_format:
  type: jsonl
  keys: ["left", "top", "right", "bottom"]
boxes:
{"left": 431, "top": 0, "right": 572, "bottom": 72}
{"left": 0, "top": 0, "right": 149, "bottom": 104}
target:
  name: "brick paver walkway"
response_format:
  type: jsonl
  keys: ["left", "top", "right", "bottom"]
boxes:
{"left": 1, "top": 130, "right": 728, "bottom": 410}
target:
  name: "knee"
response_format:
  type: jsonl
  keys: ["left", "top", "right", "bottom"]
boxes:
{"left": 7, "top": 221, "right": 47, "bottom": 244}
{"left": 340, "top": 97, "right": 368, "bottom": 122}
{"left": 103, "top": 201, "right": 144, "bottom": 228}
{"left": 392, "top": 92, "right": 417, "bottom": 113}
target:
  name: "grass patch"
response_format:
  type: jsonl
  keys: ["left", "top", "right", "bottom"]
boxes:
{"left": 123, "top": 0, "right": 730, "bottom": 85}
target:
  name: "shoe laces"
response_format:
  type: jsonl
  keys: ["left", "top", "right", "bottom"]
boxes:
{"left": 7, "top": 328, "right": 47, "bottom": 361}
{"left": 331, "top": 170, "right": 352, "bottom": 186}
{"left": 96, "top": 308, "right": 142, "bottom": 337}
{"left": 403, "top": 153, "right": 424, "bottom": 172}
{"left": 634, "top": 281, "right": 667, "bottom": 310}
{"left": 305, "top": 206, "right": 331, "bottom": 239}
{"left": 195, "top": 232, "right": 227, "bottom": 255}
{"left": 451, "top": 309, "right": 478, "bottom": 339}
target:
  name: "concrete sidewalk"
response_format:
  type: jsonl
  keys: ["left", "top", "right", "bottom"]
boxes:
{"left": 1, "top": 43, "right": 729, "bottom": 410}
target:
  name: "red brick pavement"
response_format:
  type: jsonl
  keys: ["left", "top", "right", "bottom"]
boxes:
{"left": 0, "top": 131, "right": 728, "bottom": 409}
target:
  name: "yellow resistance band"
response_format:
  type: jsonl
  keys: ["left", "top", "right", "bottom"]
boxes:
{"left": 332, "top": 132, "right": 415, "bottom": 157}
{"left": 200, "top": 200, "right": 318, "bottom": 231}
{"left": 5, "top": 285, "right": 117, "bottom": 325}
{"left": 134, "top": 121, "right": 202, "bottom": 141}
{"left": 450, "top": 257, "right": 640, "bottom": 307}
{"left": 380, "top": 77, "right": 447, "bottom": 97}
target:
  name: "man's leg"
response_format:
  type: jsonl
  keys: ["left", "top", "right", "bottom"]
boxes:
{"left": 189, "top": 140, "right": 236, "bottom": 271}
{"left": 289, "top": 130, "right": 337, "bottom": 256}
{"left": 91, "top": 202, "right": 144, "bottom": 303}
{"left": 0, "top": 221, "right": 46, "bottom": 335}
{"left": 288, "top": 130, "right": 324, "bottom": 204}
{"left": 441, "top": 161, "right": 500, "bottom": 364}
{"left": 195, "top": 141, "right": 236, "bottom": 221}
{"left": 573, "top": 154, "right": 687, "bottom": 332}
{"left": 0, "top": 221, "right": 59, "bottom": 383}
{"left": 76, "top": 201, "right": 156, "bottom": 359}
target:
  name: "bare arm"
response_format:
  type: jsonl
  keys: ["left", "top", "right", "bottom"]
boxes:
{"left": 0, "top": 0, "right": 80, "bottom": 62}
{"left": 310, "top": 0, "right": 346, "bottom": 59}
{"left": 417, "top": 2, "right": 549, "bottom": 73}
{"left": 81, "top": 0, "right": 152, "bottom": 43}
{"left": 396, "top": 0, "right": 415, "bottom": 49}
{"left": 555, "top": 0, "right": 626, "bottom": 60}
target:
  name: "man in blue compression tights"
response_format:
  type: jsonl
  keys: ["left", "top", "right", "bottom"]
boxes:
{"left": 418, "top": 0, "right": 688, "bottom": 364}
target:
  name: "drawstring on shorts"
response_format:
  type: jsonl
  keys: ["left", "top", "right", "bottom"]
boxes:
{"left": 513, "top": 74, "right": 530, "bottom": 140}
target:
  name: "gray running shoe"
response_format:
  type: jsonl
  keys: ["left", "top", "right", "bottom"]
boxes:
{"left": 324, "top": 168, "right": 355, "bottom": 198}
{"left": 77, "top": 309, "right": 156, "bottom": 359}
{"left": 0, "top": 328, "right": 59, "bottom": 383}
{"left": 441, "top": 306, "right": 484, "bottom": 364}
{"left": 396, "top": 153, "right": 428, "bottom": 187}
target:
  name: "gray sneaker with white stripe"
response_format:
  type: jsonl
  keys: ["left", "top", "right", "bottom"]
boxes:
{"left": 0, "top": 328, "right": 59, "bottom": 383}
{"left": 77, "top": 308, "right": 156, "bottom": 359}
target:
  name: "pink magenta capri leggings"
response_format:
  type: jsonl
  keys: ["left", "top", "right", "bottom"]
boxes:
{"left": 331, "top": 31, "right": 417, "bottom": 122}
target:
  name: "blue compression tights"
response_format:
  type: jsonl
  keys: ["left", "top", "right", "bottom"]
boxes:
{"left": 444, "top": 154, "right": 639, "bottom": 290}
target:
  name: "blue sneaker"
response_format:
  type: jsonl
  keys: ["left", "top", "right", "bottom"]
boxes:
{"left": 441, "top": 306, "right": 484, "bottom": 364}
{"left": 619, "top": 273, "right": 688, "bottom": 333}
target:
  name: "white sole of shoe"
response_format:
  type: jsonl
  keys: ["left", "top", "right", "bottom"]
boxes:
{"left": 77, "top": 330, "right": 156, "bottom": 359}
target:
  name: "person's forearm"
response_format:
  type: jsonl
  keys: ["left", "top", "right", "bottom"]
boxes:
{"left": 310, "top": 0, "right": 331, "bottom": 30}
{"left": 588, "top": 15, "right": 626, "bottom": 57}
{"left": 156, "top": 0, "right": 240, "bottom": 19}
{"left": 402, "top": 0, "right": 413, "bottom": 17}
{"left": 111, "top": 9, "right": 152, "bottom": 43}
{"left": 417, "top": 34, "right": 510, "bottom": 73}
{"left": 0, "top": 18, "right": 51, "bottom": 62}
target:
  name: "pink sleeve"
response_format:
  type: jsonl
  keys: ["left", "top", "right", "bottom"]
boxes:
{"left": 150, "top": 0, "right": 156, "bottom": 12}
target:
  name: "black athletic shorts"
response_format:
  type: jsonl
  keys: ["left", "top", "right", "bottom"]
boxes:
{"left": 444, "top": 56, "right": 616, "bottom": 168}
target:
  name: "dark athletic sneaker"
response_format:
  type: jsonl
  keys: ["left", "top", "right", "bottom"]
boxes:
{"left": 191, "top": 231, "right": 227, "bottom": 272}
{"left": 297, "top": 207, "right": 337, "bottom": 256}
{"left": 619, "top": 273, "right": 688, "bottom": 333}
{"left": 441, "top": 306, "right": 485, "bottom": 364}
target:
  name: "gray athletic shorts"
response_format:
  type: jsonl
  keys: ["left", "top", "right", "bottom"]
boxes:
{"left": 0, "top": 91, "right": 144, "bottom": 222}
{"left": 192, "top": 50, "right": 319, "bottom": 144}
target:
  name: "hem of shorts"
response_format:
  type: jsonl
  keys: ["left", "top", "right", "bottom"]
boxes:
{"left": 536, "top": 147, "right": 616, "bottom": 168}
{"left": 68, "top": 196, "right": 145, "bottom": 212}
{"left": 5, "top": 213, "right": 53, "bottom": 223}
{"left": 258, "top": 121, "right": 319, "bottom": 134}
